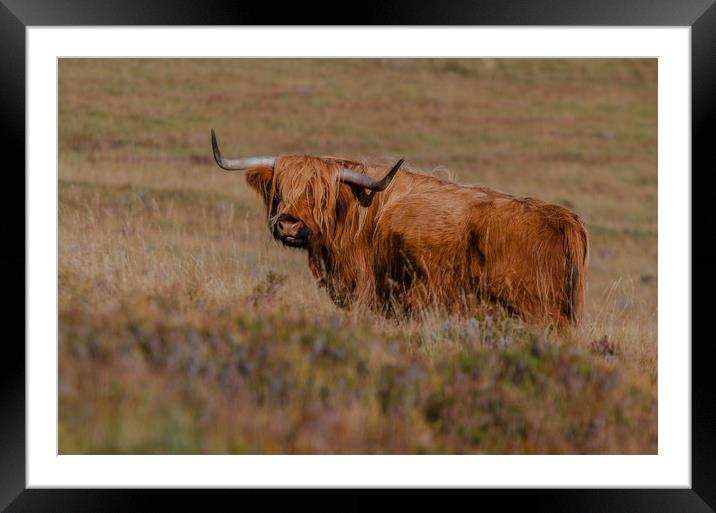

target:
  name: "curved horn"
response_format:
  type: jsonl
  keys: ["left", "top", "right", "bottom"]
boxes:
{"left": 211, "top": 129, "right": 276, "bottom": 170}
{"left": 337, "top": 158, "right": 404, "bottom": 191}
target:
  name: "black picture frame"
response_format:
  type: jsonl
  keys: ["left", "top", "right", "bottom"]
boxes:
{"left": 2, "top": 1, "right": 712, "bottom": 511}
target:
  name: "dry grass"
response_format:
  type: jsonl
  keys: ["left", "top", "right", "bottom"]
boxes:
{"left": 59, "top": 58, "right": 657, "bottom": 454}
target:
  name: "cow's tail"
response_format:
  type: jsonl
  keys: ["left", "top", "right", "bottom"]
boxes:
{"left": 562, "top": 215, "right": 589, "bottom": 325}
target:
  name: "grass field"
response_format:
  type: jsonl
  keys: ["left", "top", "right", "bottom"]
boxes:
{"left": 59, "top": 58, "right": 657, "bottom": 454}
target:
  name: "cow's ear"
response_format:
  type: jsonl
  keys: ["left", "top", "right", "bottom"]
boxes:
{"left": 245, "top": 167, "right": 274, "bottom": 200}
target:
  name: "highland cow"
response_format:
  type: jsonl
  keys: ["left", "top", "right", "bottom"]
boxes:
{"left": 211, "top": 129, "right": 589, "bottom": 326}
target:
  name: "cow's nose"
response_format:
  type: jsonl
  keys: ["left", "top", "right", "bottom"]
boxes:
{"left": 277, "top": 217, "right": 303, "bottom": 237}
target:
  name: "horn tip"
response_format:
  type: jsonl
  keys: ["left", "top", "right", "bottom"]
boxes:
{"left": 210, "top": 128, "right": 223, "bottom": 167}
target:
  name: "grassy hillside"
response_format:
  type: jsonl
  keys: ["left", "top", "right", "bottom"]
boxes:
{"left": 59, "top": 58, "right": 657, "bottom": 454}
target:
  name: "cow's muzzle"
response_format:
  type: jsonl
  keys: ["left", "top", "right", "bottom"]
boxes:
{"left": 274, "top": 215, "right": 311, "bottom": 248}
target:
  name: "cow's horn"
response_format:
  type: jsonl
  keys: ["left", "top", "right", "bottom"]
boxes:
{"left": 338, "top": 159, "right": 404, "bottom": 191}
{"left": 211, "top": 129, "right": 276, "bottom": 170}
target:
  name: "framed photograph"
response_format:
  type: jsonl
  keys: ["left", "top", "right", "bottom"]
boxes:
{"left": 4, "top": 0, "right": 712, "bottom": 510}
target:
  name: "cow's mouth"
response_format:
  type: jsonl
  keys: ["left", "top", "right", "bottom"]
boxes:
{"left": 280, "top": 233, "right": 310, "bottom": 248}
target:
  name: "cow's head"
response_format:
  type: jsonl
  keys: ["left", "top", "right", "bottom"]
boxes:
{"left": 211, "top": 129, "right": 403, "bottom": 250}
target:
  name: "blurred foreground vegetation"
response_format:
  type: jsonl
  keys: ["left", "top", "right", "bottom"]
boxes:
{"left": 60, "top": 293, "right": 655, "bottom": 454}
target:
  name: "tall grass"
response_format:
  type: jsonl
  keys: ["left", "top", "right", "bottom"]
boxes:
{"left": 59, "top": 58, "right": 657, "bottom": 454}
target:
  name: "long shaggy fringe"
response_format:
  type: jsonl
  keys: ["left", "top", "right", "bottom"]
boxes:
{"left": 271, "top": 157, "right": 341, "bottom": 243}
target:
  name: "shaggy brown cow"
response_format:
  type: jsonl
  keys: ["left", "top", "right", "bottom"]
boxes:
{"left": 211, "top": 129, "right": 589, "bottom": 326}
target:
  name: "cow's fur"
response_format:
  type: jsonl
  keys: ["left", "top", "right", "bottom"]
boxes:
{"left": 244, "top": 156, "right": 589, "bottom": 326}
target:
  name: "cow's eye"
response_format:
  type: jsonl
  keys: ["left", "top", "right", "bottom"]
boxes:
{"left": 270, "top": 196, "right": 280, "bottom": 216}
